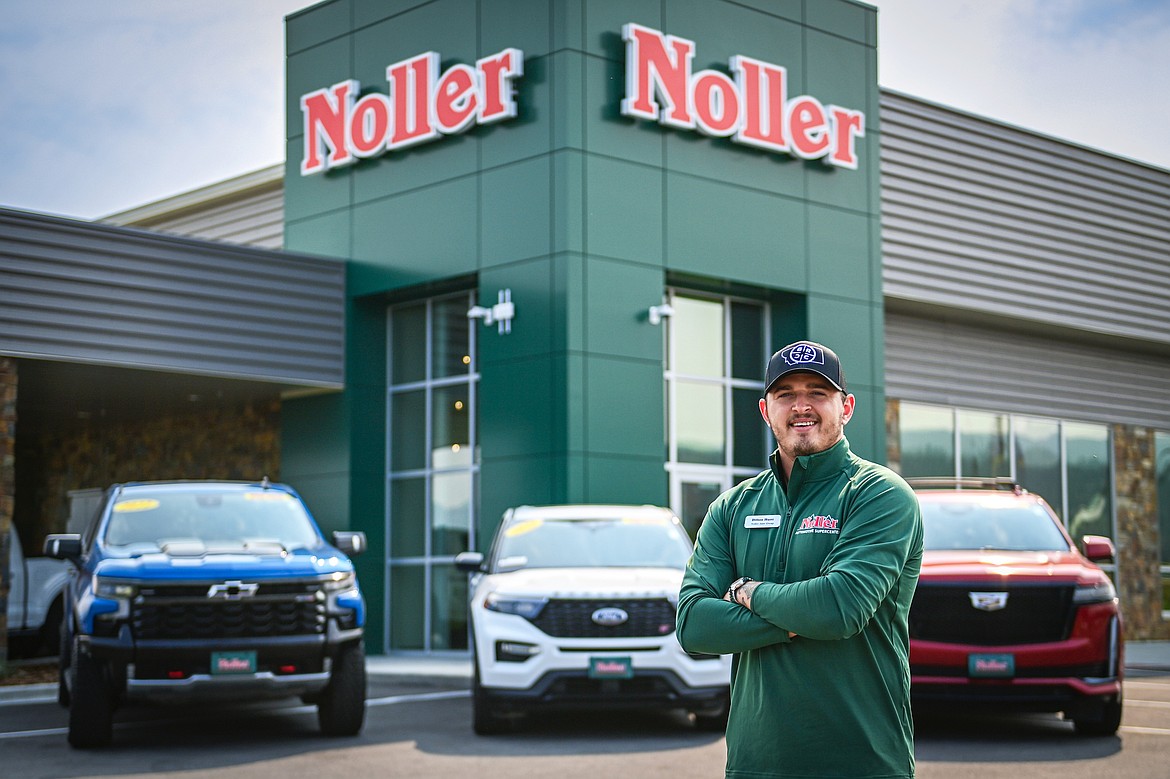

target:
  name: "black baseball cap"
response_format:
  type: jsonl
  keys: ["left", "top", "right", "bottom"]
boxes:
{"left": 764, "top": 341, "right": 846, "bottom": 394}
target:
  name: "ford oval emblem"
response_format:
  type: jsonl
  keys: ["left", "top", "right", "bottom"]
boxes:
{"left": 592, "top": 607, "right": 629, "bottom": 626}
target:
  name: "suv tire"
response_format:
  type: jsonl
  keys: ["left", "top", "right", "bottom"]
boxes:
{"left": 472, "top": 658, "right": 513, "bottom": 736}
{"left": 318, "top": 641, "right": 367, "bottom": 736}
{"left": 68, "top": 642, "right": 114, "bottom": 749}
{"left": 1072, "top": 693, "right": 1123, "bottom": 737}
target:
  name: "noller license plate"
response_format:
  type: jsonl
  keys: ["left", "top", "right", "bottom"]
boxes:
{"left": 968, "top": 653, "right": 1015, "bottom": 678}
{"left": 589, "top": 656, "right": 633, "bottom": 679}
{"left": 211, "top": 650, "right": 257, "bottom": 675}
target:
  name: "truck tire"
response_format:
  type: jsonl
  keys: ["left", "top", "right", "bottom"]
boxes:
{"left": 317, "top": 641, "right": 367, "bottom": 736}
{"left": 57, "top": 626, "right": 72, "bottom": 708}
{"left": 68, "top": 646, "right": 114, "bottom": 748}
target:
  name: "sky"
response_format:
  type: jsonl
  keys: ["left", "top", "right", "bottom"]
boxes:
{"left": 1, "top": 0, "right": 1168, "bottom": 221}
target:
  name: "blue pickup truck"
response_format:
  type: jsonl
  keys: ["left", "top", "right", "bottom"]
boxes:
{"left": 44, "top": 479, "right": 367, "bottom": 748}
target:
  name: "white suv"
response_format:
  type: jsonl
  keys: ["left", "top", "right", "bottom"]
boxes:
{"left": 455, "top": 504, "right": 731, "bottom": 734}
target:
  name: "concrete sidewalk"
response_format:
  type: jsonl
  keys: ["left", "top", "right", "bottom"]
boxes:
{"left": 3, "top": 643, "right": 1166, "bottom": 705}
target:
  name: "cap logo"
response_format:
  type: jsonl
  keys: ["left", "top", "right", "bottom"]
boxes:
{"left": 782, "top": 343, "right": 824, "bottom": 367}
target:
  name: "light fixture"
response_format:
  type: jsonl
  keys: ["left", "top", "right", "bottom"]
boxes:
{"left": 468, "top": 288, "right": 515, "bottom": 334}
{"left": 648, "top": 303, "right": 674, "bottom": 325}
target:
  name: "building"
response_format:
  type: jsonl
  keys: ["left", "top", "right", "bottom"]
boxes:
{"left": 2, "top": 0, "right": 1169, "bottom": 655}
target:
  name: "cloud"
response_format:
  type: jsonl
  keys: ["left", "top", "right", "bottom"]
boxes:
{"left": 870, "top": 0, "right": 1170, "bottom": 169}
{"left": 0, "top": 0, "right": 304, "bottom": 219}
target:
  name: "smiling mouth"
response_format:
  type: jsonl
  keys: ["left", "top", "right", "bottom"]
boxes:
{"left": 791, "top": 419, "right": 818, "bottom": 430}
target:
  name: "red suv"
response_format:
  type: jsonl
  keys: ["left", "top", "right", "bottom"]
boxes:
{"left": 907, "top": 478, "right": 1123, "bottom": 736}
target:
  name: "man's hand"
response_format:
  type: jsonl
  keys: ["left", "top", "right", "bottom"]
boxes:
{"left": 723, "top": 580, "right": 797, "bottom": 638}
{"left": 723, "top": 580, "right": 761, "bottom": 610}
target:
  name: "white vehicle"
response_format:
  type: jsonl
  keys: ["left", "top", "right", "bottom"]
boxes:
{"left": 455, "top": 504, "right": 731, "bottom": 735}
{"left": 6, "top": 526, "right": 71, "bottom": 654}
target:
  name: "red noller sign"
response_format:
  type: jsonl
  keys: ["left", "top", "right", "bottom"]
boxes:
{"left": 299, "top": 47, "right": 524, "bottom": 175}
{"left": 620, "top": 23, "right": 865, "bottom": 169}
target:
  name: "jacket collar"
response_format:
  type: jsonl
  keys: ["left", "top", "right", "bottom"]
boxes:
{"left": 770, "top": 437, "right": 852, "bottom": 497}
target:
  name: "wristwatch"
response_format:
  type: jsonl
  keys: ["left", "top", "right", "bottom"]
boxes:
{"left": 727, "top": 576, "right": 754, "bottom": 605}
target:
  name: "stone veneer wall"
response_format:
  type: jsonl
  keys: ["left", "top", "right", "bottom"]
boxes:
{"left": 30, "top": 398, "right": 281, "bottom": 541}
{"left": 1113, "top": 424, "right": 1170, "bottom": 640}
{"left": 1, "top": 358, "right": 15, "bottom": 648}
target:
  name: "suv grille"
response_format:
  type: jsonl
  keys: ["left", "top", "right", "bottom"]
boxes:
{"left": 910, "top": 583, "right": 1075, "bottom": 645}
{"left": 530, "top": 598, "right": 676, "bottom": 638}
{"left": 133, "top": 580, "right": 326, "bottom": 640}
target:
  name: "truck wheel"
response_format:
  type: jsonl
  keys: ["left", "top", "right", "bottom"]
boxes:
{"left": 1072, "top": 693, "right": 1123, "bottom": 737}
{"left": 318, "top": 641, "right": 367, "bottom": 736}
{"left": 57, "top": 626, "right": 72, "bottom": 708}
{"left": 41, "top": 598, "right": 64, "bottom": 660}
{"left": 68, "top": 646, "right": 114, "bottom": 748}
{"left": 472, "top": 659, "right": 513, "bottom": 735}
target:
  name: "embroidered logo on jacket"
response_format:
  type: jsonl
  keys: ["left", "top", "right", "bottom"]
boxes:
{"left": 794, "top": 515, "right": 839, "bottom": 535}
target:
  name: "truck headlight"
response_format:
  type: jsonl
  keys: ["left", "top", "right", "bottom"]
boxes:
{"left": 321, "top": 571, "right": 358, "bottom": 593}
{"left": 94, "top": 576, "right": 137, "bottom": 599}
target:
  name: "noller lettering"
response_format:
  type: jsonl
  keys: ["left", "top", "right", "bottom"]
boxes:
{"left": 300, "top": 47, "right": 523, "bottom": 175}
{"left": 620, "top": 23, "right": 865, "bottom": 169}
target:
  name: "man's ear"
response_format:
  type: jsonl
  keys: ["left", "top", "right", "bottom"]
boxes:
{"left": 758, "top": 396, "right": 769, "bottom": 423}
{"left": 841, "top": 393, "right": 856, "bottom": 424}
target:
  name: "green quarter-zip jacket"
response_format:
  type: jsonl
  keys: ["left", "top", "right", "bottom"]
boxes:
{"left": 677, "top": 437, "right": 923, "bottom": 779}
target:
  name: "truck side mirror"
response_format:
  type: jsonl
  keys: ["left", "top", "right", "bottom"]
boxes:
{"left": 332, "top": 530, "right": 367, "bottom": 557}
{"left": 44, "top": 533, "right": 83, "bottom": 561}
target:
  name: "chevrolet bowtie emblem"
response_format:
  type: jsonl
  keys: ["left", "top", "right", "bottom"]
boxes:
{"left": 207, "top": 580, "right": 259, "bottom": 600}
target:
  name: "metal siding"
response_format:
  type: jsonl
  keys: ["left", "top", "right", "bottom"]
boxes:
{"left": 0, "top": 208, "right": 343, "bottom": 387}
{"left": 880, "top": 90, "right": 1170, "bottom": 346}
{"left": 133, "top": 191, "right": 284, "bottom": 250}
{"left": 885, "top": 312, "right": 1170, "bottom": 430}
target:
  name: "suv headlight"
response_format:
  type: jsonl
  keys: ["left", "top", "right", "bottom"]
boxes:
{"left": 94, "top": 576, "right": 137, "bottom": 600}
{"left": 484, "top": 592, "right": 547, "bottom": 619}
{"left": 1073, "top": 579, "right": 1117, "bottom": 604}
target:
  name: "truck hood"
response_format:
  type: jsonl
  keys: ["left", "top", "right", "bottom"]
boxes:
{"left": 920, "top": 549, "right": 1103, "bottom": 583}
{"left": 478, "top": 566, "right": 683, "bottom": 599}
{"left": 94, "top": 547, "right": 354, "bottom": 581}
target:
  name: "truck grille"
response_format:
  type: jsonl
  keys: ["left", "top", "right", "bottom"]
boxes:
{"left": 132, "top": 580, "right": 327, "bottom": 640}
{"left": 529, "top": 598, "right": 676, "bottom": 638}
{"left": 909, "top": 583, "right": 1076, "bottom": 645}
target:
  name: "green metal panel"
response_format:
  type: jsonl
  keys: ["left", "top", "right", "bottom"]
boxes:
{"left": 584, "top": 156, "right": 663, "bottom": 264}
{"left": 584, "top": 454, "right": 668, "bottom": 505}
{"left": 584, "top": 258, "right": 664, "bottom": 358}
{"left": 664, "top": 172, "right": 806, "bottom": 289}
{"left": 351, "top": 178, "right": 479, "bottom": 280}
{"left": 582, "top": 56, "right": 663, "bottom": 163}
{"left": 583, "top": 0, "right": 661, "bottom": 60}
{"left": 481, "top": 157, "right": 555, "bottom": 268}
{"left": 482, "top": 54, "right": 553, "bottom": 169}
{"left": 807, "top": 204, "right": 872, "bottom": 303}
{"left": 481, "top": 0, "right": 553, "bottom": 58}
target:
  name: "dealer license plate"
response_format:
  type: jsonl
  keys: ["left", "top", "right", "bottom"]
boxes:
{"left": 211, "top": 650, "right": 257, "bottom": 675}
{"left": 968, "top": 653, "right": 1015, "bottom": 678}
{"left": 589, "top": 656, "right": 633, "bottom": 679}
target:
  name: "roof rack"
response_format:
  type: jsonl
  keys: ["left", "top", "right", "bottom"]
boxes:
{"left": 904, "top": 477, "right": 1026, "bottom": 495}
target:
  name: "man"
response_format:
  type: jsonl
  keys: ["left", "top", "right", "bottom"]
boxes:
{"left": 677, "top": 340, "right": 923, "bottom": 779}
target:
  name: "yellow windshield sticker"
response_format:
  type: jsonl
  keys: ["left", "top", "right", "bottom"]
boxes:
{"left": 504, "top": 519, "right": 543, "bottom": 537}
{"left": 113, "top": 499, "right": 160, "bottom": 513}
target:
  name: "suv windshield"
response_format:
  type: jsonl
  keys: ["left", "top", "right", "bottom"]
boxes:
{"left": 918, "top": 498, "right": 1072, "bottom": 552}
{"left": 494, "top": 516, "right": 693, "bottom": 569}
{"left": 102, "top": 488, "right": 322, "bottom": 552}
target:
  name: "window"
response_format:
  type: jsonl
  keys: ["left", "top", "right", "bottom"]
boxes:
{"left": 664, "top": 290, "right": 770, "bottom": 537}
{"left": 898, "top": 403, "right": 1112, "bottom": 542}
{"left": 387, "top": 292, "right": 477, "bottom": 651}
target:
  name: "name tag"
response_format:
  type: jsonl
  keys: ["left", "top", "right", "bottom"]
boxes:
{"left": 744, "top": 514, "right": 783, "bottom": 529}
